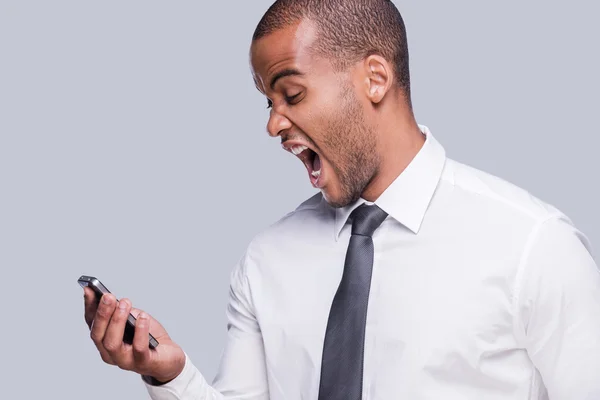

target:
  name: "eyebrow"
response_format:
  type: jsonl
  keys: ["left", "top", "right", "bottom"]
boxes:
{"left": 270, "top": 68, "right": 304, "bottom": 91}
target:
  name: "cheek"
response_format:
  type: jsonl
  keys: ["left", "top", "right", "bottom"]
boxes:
{"left": 304, "top": 83, "right": 342, "bottom": 130}
{"left": 299, "top": 88, "right": 350, "bottom": 169}
{"left": 312, "top": 111, "right": 349, "bottom": 164}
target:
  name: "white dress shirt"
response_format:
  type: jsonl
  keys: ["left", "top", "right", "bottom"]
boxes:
{"left": 144, "top": 125, "right": 600, "bottom": 400}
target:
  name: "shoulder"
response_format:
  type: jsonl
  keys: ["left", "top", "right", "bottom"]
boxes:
{"left": 441, "top": 157, "right": 568, "bottom": 225}
{"left": 266, "top": 191, "right": 331, "bottom": 233}
{"left": 440, "top": 159, "right": 595, "bottom": 290}
{"left": 243, "top": 192, "right": 332, "bottom": 257}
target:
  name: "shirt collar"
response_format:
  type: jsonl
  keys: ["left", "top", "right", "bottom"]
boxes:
{"left": 333, "top": 124, "right": 446, "bottom": 240}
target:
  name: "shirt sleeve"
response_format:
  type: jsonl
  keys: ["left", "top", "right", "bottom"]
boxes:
{"left": 143, "top": 249, "right": 269, "bottom": 400}
{"left": 515, "top": 214, "right": 600, "bottom": 400}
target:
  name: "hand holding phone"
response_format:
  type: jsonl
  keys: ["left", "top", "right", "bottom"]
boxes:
{"left": 80, "top": 275, "right": 186, "bottom": 384}
{"left": 78, "top": 275, "right": 159, "bottom": 348}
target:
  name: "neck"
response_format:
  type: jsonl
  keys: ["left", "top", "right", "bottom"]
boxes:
{"left": 361, "top": 108, "right": 425, "bottom": 202}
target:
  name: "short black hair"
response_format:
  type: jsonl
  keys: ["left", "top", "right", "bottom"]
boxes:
{"left": 253, "top": 0, "right": 412, "bottom": 106}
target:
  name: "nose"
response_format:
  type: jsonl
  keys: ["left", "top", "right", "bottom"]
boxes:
{"left": 266, "top": 107, "right": 292, "bottom": 138}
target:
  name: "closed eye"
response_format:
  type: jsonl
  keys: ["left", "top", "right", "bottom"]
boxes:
{"left": 266, "top": 93, "right": 302, "bottom": 109}
{"left": 285, "top": 93, "right": 302, "bottom": 104}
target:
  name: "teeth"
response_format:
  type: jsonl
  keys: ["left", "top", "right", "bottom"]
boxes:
{"left": 291, "top": 145, "right": 308, "bottom": 155}
{"left": 311, "top": 169, "right": 321, "bottom": 177}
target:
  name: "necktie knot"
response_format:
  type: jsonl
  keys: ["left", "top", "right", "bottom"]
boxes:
{"left": 350, "top": 203, "right": 388, "bottom": 237}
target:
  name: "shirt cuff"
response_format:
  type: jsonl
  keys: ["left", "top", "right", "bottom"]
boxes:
{"left": 142, "top": 352, "right": 208, "bottom": 400}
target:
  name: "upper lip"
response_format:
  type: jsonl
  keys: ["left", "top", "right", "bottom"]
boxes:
{"left": 281, "top": 139, "right": 317, "bottom": 163}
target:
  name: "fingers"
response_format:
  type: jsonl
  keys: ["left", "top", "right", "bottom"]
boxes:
{"left": 130, "top": 307, "right": 142, "bottom": 318}
{"left": 83, "top": 287, "right": 98, "bottom": 329}
{"left": 132, "top": 312, "right": 152, "bottom": 368}
{"left": 90, "top": 293, "right": 117, "bottom": 365}
{"left": 86, "top": 294, "right": 155, "bottom": 374}
{"left": 103, "top": 298, "right": 135, "bottom": 369}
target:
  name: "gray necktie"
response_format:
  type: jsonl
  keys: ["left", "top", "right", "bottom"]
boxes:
{"left": 318, "top": 203, "right": 388, "bottom": 400}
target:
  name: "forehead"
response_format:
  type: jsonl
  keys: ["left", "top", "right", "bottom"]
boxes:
{"left": 250, "top": 19, "right": 320, "bottom": 90}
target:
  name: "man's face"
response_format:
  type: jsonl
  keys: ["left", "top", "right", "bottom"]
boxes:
{"left": 250, "top": 20, "right": 380, "bottom": 208}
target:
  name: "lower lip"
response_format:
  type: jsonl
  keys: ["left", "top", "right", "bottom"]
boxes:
{"left": 309, "top": 167, "right": 324, "bottom": 189}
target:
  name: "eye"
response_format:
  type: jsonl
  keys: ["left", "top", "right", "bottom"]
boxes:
{"left": 266, "top": 92, "right": 302, "bottom": 109}
{"left": 285, "top": 92, "right": 302, "bottom": 105}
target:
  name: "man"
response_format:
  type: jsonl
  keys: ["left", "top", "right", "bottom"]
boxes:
{"left": 83, "top": 1, "right": 600, "bottom": 399}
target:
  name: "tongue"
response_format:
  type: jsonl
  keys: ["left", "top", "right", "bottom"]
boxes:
{"left": 312, "top": 153, "right": 321, "bottom": 172}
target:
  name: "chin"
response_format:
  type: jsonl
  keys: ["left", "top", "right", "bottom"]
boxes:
{"left": 322, "top": 189, "right": 358, "bottom": 209}
{"left": 321, "top": 191, "right": 343, "bottom": 209}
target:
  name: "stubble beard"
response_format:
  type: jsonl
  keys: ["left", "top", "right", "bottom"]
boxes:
{"left": 323, "top": 84, "right": 379, "bottom": 209}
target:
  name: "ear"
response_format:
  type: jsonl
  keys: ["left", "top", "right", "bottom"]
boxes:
{"left": 363, "top": 54, "right": 393, "bottom": 104}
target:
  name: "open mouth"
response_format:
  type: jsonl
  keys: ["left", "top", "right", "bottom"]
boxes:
{"left": 282, "top": 141, "right": 324, "bottom": 188}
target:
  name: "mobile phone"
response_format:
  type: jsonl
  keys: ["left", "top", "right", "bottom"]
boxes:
{"left": 78, "top": 275, "right": 159, "bottom": 349}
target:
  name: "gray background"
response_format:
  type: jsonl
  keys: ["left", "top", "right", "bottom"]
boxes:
{"left": 1, "top": 1, "right": 598, "bottom": 398}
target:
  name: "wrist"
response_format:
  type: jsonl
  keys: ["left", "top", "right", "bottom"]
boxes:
{"left": 142, "top": 375, "right": 171, "bottom": 386}
{"left": 144, "top": 351, "right": 186, "bottom": 386}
